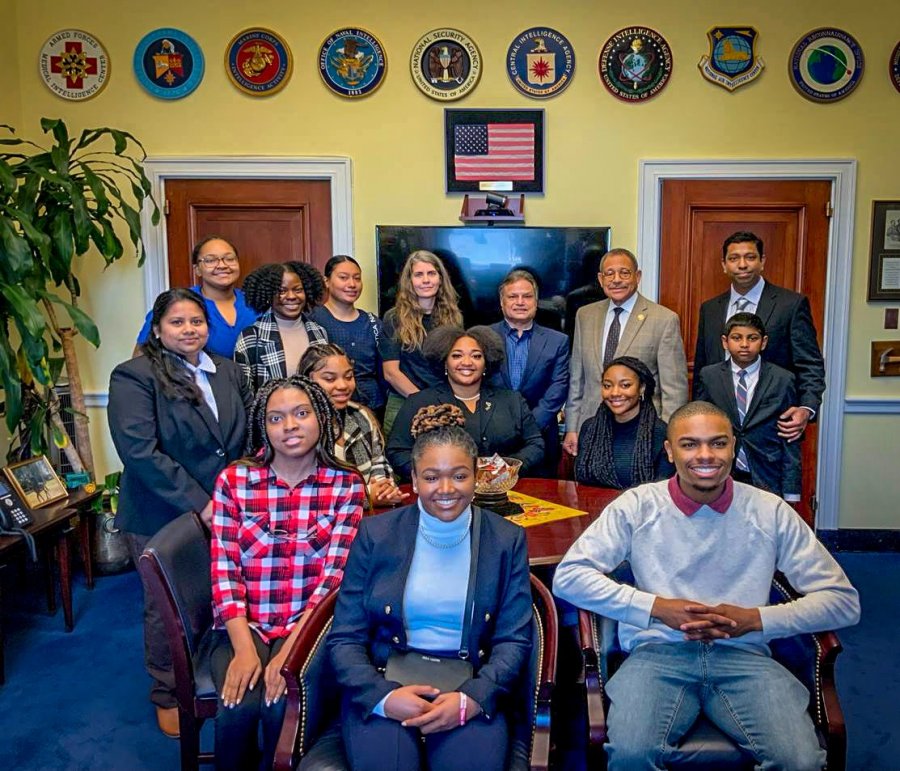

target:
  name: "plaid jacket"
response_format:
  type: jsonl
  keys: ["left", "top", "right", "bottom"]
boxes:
{"left": 234, "top": 309, "right": 328, "bottom": 393}
{"left": 339, "top": 402, "right": 394, "bottom": 483}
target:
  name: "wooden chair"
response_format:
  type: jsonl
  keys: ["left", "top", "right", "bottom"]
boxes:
{"left": 274, "top": 573, "right": 559, "bottom": 771}
{"left": 138, "top": 512, "right": 217, "bottom": 771}
{"left": 579, "top": 565, "right": 846, "bottom": 770}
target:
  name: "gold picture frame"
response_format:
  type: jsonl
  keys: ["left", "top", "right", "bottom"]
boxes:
{"left": 3, "top": 456, "right": 68, "bottom": 509}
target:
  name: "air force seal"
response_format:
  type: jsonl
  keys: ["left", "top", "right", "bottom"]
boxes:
{"left": 507, "top": 28, "right": 575, "bottom": 99}
{"left": 599, "top": 27, "right": 673, "bottom": 102}
{"left": 789, "top": 28, "right": 864, "bottom": 103}
{"left": 319, "top": 29, "right": 387, "bottom": 98}
{"left": 39, "top": 29, "right": 110, "bottom": 101}
{"left": 699, "top": 27, "right": 764, "bottom": 91}
{"left": 410, "top": 29, "right": 481, "bottom": 101}
{"left": 134, "top": 28, "right": 204, "bottom": 99}
{"left": 225, "top": 28, "right": 292, "bottom": 96}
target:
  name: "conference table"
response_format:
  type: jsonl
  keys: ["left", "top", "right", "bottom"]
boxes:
{"left": 375, "top": 478, "right": 621, "bottom": 567}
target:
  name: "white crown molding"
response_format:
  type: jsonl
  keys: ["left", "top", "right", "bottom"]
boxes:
{"left": 637, "top": 158, "right": 857, "bottom": 530}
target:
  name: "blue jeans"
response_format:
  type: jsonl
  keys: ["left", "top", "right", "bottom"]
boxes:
{"left": 605, "top": 642, "right": 825, "bottom": 770}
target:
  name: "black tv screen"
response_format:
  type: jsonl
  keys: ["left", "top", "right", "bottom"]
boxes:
{"left": 375, "top": 225, "right": 611, "bottom": 335}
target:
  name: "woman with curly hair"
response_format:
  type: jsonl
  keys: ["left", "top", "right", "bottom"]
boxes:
{"left": 234, "top": 261, "right": 329, "bottom": 393}
{"left": 379, "top": 250, "right": 463, "bottom": 434}
{"left": 574, "top": 356, "right": 674, "bottom": 489}
{"left": 386, "top": 325, "right": 544, "bottom": 478}
{"left": 206, "top": 375, "right": 365, "bottom": 771}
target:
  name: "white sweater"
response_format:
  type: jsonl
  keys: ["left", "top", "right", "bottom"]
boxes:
{"left": 553, "top": 480, "right": 860, "bottom": 654}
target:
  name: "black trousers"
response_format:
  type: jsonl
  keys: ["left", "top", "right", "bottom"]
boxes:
{"left": 126, "top": 532, "right": 177, "bottom": 709}
{"left": 341, "top": 701, "right": 508, "bottom": 771}
{"left": 208, "top": 630, "right": 287, "bottom": 771}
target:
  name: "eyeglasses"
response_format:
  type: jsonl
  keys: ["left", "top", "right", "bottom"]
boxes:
{"left": 601, "top": 269, "right": 634, "bottom": 280}
{"left": 277, "top": 286, "right": 305, "bottom": 298}
{"left": 197, "top": 254, "right": 238, "bottom": 267}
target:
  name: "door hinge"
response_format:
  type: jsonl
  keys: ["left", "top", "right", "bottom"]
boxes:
{"left": 825, "top": 202, "right": 833, "bottom": 218}
{"left": 164, "top": 199, "right": 170, "bottom": 216}
{"left": 809, "top": 494, "right": 819, "bottom": 513}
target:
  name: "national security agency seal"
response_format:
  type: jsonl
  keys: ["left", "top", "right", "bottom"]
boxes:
{"left": 319, "top": 29, "right": 387, "bottom": 98}
{"left": 698, "top": 27, "right": 764, "bottom": 92}
{"left": 225, "top": 28, "right": 292, "bottom": 96}
{"left": 410, "top": 29, "right": 481, "bottom": 101}
{"left": 507, "top": 27, "right": 575, "bottom": 99}
{"left": 39, "top": 29, "right": 110, "bottom": 101}
{"left": 890, "top": 41, "right": 900, "bottom": 94}
{"left": 134, "top": 28, "right": 204, "bottom": 100}
{"left": 599, "top": 27, "right": 673, "bottom": 102}
{"left": 789, "top": 28, "right": 864, "bottom": 103}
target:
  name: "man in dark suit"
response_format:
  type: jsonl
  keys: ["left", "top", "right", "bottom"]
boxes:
{"left": 693, "top": 231, "right": 825, "bottom": 442}
{"left": 490, "top": 270, "right": 570, "bottom": 477}
{"left": 694, "top": 313, "right": 800, "bottom": 500}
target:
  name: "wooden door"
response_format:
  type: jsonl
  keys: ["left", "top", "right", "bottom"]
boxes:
{"left": 164, "top": 178, "right": 333, "bottom": 288}
{"left": 659, "top": 179, "right": 832, "bottom": 526}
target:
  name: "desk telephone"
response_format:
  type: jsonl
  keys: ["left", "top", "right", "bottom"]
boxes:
{"left": 0, "top": 476, "right": 34, "bottom": 529}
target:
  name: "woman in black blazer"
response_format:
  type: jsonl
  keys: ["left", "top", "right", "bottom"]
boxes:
{"left": 386, "top": 326, "right": 544, "bottom": 479}
{"left": 329, "top": 406, "right": 532, "bottom": 771}
{"left": 108, "top": 287, "right": 250, "bottom": 737}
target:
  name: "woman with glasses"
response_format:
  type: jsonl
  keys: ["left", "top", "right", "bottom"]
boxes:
{"left": 135, "top": 235, "right": 257, "bottom": 358}
{"left": 234, "top": 262, "right": 329, "bottom": 393}
{"left": 206, "top": 375, "right": 365, "bottom": 771}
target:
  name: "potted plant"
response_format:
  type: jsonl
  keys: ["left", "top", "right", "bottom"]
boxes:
{"left": 0, "top": 118, "right": 159, "bottom": 475}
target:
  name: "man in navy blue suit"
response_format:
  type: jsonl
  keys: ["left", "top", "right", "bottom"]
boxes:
{"left": 491, "top": 270, "right": 569, "bottom": 477}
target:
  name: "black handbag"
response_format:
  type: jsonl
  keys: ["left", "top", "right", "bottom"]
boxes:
{"left": 385, "top": 508, "right": 482, "bottom": 693}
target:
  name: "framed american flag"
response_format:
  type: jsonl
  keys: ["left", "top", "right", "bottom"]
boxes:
{"left": 444, "top": 108, "right": 544, "bottom": 193}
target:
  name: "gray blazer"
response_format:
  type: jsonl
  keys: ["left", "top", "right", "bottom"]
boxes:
{"left": 565, "top": 293, "right": 688, "bottom": 430}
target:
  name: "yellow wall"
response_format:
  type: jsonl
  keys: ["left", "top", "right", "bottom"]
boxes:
{"left": 6, "top": 0, "right": 900, "bottom": 527}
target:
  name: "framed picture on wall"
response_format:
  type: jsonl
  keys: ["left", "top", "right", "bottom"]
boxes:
{"left": 4, "top": 456, "right": 68, "bottom": 509}
{"left": 444, "top": 109, "right": 544, "bottom": 193}
{"left": 867, "top": 200, "right": 900, "bottom": 301}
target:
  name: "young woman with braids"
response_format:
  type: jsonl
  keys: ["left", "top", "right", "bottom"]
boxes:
{"left": 206, "top": 375, "right": 365, "bottom": 771}
{"left": 329, "top": 404, "right": 532, "bottom": 771}
{"left": 379, "top": 250, "right": 464, "bottom": 434}
{"left": 574, "top": 356, "right": 674, "bottom": 489}
{"left": 298, "top": 343, "right": 406, "bottom": 506}
{"left": 109, "top": 288, "right": 251, "bottom": 738}
{"left": 234, "top": 261, "right": 329, "bottom": 393}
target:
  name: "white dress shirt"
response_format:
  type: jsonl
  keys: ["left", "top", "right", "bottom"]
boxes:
{"left": 730, "top": 355, "right": 762, "bottom": 408}
{"left": 601, "top": 292, "right": 639, "bottom": 364}
{"left": 727, "top": 278, "right": 766, "bottom": 320}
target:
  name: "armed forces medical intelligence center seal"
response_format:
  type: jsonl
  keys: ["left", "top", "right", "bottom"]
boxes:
{"left": 39, "top": 29, "right": 110, "bottom": 101}
{"left": 789, "top": 28, "right": 864, "bottom": 103}
{"left": 411, "top": 29, "right": 481, "bottom": 101}
{"left": 507, "top": 27, "right": 575, "bottom": 99}
{"left": 599, "top": 27, "right": 672, "bottom": 102}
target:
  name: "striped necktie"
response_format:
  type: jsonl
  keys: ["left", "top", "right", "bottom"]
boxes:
{"left": 734, "top": 296, "right": 751, "bottom": 314}
{"left": 603, "top": 307, "right": 624, "bottom": 371}
{"left": 735, "top": 369, "right": 750, "bottom": 471}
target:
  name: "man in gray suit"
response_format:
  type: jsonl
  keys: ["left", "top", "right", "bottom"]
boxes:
{"left": 563, "top": 248, "right": 688, "bottom": 457}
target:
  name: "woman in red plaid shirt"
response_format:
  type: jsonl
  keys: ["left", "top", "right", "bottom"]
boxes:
{"left": 206, "top": 375, "right": 365, "bottom": 771}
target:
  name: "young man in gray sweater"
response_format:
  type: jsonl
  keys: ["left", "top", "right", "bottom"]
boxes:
{"left": 554, "top": 401, "right": 860, "bottom": 771}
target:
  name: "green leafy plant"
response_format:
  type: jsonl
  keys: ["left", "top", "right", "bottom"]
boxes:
{"left": 0, "top": 118, "right": 159, "bottom": 474}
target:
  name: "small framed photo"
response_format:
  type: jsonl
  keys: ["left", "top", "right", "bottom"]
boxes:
{"left": 867, "top": 200, "right": 900, "bottom": 301}
{"left": 445, "top": 108, "right": 544, "bottom": 193}
{"left": 4, "top": 456, "right": 68, "bottom": 509}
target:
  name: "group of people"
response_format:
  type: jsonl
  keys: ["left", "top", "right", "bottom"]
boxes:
{"left": 105, "top": 230, "right": 855, "bottom": 771}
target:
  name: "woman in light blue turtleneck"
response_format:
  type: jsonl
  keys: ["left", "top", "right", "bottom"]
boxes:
{"left": 329, "top": 404, "right": 533, "bottom": 771}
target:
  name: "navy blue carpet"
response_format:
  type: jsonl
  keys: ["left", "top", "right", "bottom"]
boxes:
{"left": 0, "top": 552, "right": 897, "bottom": 770}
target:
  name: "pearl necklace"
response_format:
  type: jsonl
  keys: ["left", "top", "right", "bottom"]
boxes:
{"left": 418, "top": 509, "right": 472, "bottom": 549}
{"left": 452, "top": 391, "right": 481, "bottom": 402}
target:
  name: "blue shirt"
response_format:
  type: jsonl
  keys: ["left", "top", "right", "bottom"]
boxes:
{"left": 502, "top": 321, "right": 533, "bottom": 391}
{"left": 136, "top": 286, "right": 258, "bottom": 358}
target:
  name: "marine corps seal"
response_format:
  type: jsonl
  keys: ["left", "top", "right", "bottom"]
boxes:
{"left": 599, "top": 27, "right": 673, "bottom": 102}
{"left": 225, "top": 28, "right": 292, "bottom": 96}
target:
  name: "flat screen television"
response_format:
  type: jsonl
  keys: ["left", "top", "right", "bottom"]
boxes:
{"left": 375, "top": 225, "right": 611, "bottom": 335}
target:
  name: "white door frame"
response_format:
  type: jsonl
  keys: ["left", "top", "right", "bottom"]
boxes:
{"left": 138, "top": 156, "right": 354, "bottom": 310}
{"left": 636, "top": 159, "right": 857, "bottom": 531}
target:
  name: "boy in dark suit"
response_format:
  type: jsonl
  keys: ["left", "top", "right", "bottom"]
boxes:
{"left": 695, "top": 313, "right": 800, "bottom": 501}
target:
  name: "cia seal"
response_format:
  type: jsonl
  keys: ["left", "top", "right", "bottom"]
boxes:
{"left": 225, "top": 28, "right": 292, "bottom": 96}
{"left": 789, "top": 28, "right": 864, "bottom": 103}
{"left": 410, "top": 29, "right": 481, "bottom": 101}
{"left": 39, "top": 29, "right": 110, "bottom": 101}
{"left": 890, "top": 41, "right": 900, "bottom": 94}
{"left": 319, "top": 29, "right": 387, "bottom": 98}
{"left": 599, "top": 27, "right": 673, "bottom": 102}
{"left": 699, "top": 27, "right": 764, "bottom": 91}
{"left": 133, "top": 28, "right": 204, "bottom": 100}
{"left": 506, "top": 27, "right": 575, "bottom": 99}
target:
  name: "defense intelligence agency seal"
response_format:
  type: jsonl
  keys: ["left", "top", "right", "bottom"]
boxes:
{"left": 410, "top": 29, "right": 481, "bottom": 101}
{"left": 319, "top": 29, "right": 387, "bottom": 98}
{"left": 698, "top": 27, "right": 764, "bottom": 92}
{"left": 789, "top": 28, "right": 864, "bottom": 103}
{"left": 599, "top": 27, "right": 673, "bottom": 102}
{"left": 890, "top": 41, "right": 900, "bottom": 94}
{"left": 39, "top": 29, "right": 110, "bottom": 101}
{"left": 506, "top": 27, "right": 575, "bottom": 99}
{"left": 225, "top": 28, "right": 292, "bottom": 96}
{"left": 134, "top": 28, "right": 204, "bottom": 100}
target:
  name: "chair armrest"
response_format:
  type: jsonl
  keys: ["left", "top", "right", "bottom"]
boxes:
{"left": 814, "top": 630, "right": 846, "bottom": 771}
{"left": 578, "top": 609, "right": 608, "bottom": 746}
{"left": 529, "top": 574, "right": 558, "bottom": 771}
{"left": 273, "top": 588, "right": 340, "bottom": 771}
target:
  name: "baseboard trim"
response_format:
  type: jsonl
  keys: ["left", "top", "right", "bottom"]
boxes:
{"left": 818, "top": 528, "right": 900, "bottom": 552}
